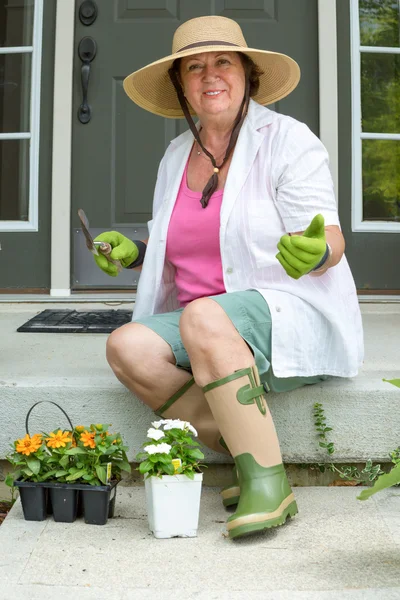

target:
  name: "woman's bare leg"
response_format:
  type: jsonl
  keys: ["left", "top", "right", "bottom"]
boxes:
{"left": 106, "top": 321, "right": 226, "bottom": 454}
{"left": 179, "top": 298, "right": 283, "bottom": 467}
{"left": 106, "top": 322, "right": 192, "bottom": 410}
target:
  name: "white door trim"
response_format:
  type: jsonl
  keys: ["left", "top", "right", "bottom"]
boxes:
{"left": 318, "top": 0, "right": 338, "bottom": 201}
{"left": 50, "top": 1, "right": 339, "bottom": 296}
{"left": 0, "top": 0, "right": 44, "bottom": 232}
{"left": 50, "top": 0, "right": 74, "bottom": 297}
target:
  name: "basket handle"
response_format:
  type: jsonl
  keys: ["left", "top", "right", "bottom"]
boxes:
{"left": 25, "top": 401, "right": 74, "bottom": 436}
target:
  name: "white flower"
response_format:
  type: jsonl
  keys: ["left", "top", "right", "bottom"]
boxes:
{"left": 151, "top": 420, "right": 168, "bottom": 429}
{"left": 163, "top": 419, "right": 186, "bottom": 431}
{"left": 186, "top": 423, "right": 198, "bottom": 437}
{"left": 147, "top": 427, "right": 165, "bottom": 441}
{"left": 163, "top": 419, "right": 198, "bottom": 437}
{"left": 144, "top": 443, "right": 172, "bottom": 455}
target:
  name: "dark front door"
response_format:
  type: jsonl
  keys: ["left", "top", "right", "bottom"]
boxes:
{"left": 71, "top": 0, "right": 319, "bottom": 290}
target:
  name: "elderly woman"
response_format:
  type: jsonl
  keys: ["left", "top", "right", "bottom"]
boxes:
{"left": 94, "top": 16, "right": 364, "bottom": 539}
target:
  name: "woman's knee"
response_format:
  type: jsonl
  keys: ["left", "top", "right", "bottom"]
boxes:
{"left": 106, "top": 323, "right": 134, "bottom": 368}
{"left": 106, "top": 322, "right": 174, "bottom": 380}
{"left": 180, "top": 298, "right": 236, "bottom": 351}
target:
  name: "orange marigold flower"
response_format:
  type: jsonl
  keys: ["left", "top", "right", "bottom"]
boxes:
{"left": 46, "top": 430, "right": 72, "bottom": 449}
{"left": 71, "top": 437, "right": 77, "bottom": 447}
{"left": 80, "top": 430, "right": 96, "bottom": 449}
{"left": 15, "top": 434, "right": 42, "bottom": 456}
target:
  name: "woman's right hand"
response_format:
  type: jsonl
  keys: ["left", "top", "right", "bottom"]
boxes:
{"left": 93, "top": 231, "right": 139, "bottom": 277}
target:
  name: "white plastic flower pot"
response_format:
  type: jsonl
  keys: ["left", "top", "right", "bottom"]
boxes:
{"left": 144, "top": 473, "right": 203, "bottom": 539}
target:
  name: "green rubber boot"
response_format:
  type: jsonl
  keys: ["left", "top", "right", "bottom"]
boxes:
{"left": 220, "top": 466, "right": 240, "bottom": 507}
{"left": 203, "top": 365, "right": 298, "bottom": 539}
{"left": 227, "top": 454, "right": 298, "bottom": 538}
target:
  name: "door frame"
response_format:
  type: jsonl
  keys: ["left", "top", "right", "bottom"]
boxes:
{"left": 49, "top": 0, "right": 338, "bottom": 297}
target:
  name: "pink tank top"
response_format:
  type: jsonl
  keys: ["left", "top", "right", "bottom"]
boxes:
{"left": 165, "top": 160, "right": 226, "bottom": 307}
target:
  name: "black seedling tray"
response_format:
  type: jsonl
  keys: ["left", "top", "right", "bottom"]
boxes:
{"left": 14, "top": 479, "right": 119, "bottom": 525}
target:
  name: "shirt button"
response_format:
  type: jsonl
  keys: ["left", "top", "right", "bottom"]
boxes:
{"left": 276, "top": 306, "right": 281, "bottom": 312}
{"left": 226, "top": 267, "right": 233, "bottom": 274}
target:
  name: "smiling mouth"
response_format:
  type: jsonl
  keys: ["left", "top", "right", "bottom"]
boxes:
{"left": 203, "top": 90, "right": 224, "bottom": 96}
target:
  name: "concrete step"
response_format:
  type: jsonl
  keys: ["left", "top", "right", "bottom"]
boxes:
{"left": 1, "top": 302, "right": 399, "bottom": 463}
{"left": 0, "top": 486, "right": 399, "bottom": 598}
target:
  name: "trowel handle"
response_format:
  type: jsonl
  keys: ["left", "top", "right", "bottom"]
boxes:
{"left": 98, "top": 242, "right": 123, "bottom": 273}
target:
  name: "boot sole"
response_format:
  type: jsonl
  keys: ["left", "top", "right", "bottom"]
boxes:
{"left": 221, "top": 485, "right": 240, "bottom": 507}
{"left": 228, "top": 496, "right": 298, "bottom": 539}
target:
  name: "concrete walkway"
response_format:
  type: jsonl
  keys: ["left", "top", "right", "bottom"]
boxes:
{"left": 0, "top": 485, "right": 399, "bottom": 599}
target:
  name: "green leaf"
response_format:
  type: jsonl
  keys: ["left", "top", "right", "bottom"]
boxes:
{"left": 89, "top": 478, "right": 101, "bottom": 486}
{"left": 357, "top": 463, "right": 400, "bottom": 500}
{"left": 65, "top": 469, "right": 88, "bottom": 481}
{"left": 187, "top": 449, "right": 205, "bottom": 460}
{"left": 41, "top": 470, "right": 59, "bottom": 481}
{"left": 5, "top": 473, "right": 16, "bottom": 487}
{"left": 116, "top": 460, "right": 131, "bottom": 473}
{"left": 95, "top": 465, "right": 107, "bottom": 485}
{"left": 163, "top": 462, "right": 175, "bottom": 476}
{"left": 26, "top": 458, "right": 41, "bottom": 475}
{"left": 383, "top": 378, "right": 400, "bottom": 388}
{"left": 135, "top": 452, "right": 148, "bottom": 461}
{"left": 104, "top": 446, "right": 118, "bottom": 456}
{"left": 22, "top": 468, "right": 33, "bottom": 477}
{"left": 65, "top": 447, "right": 87, "bottom": 455}
{"left": 59, "top": 455, "right": 70, "bottom": 468}
{"left": 55, "top": 470, "right": 68, "bottom": 477}
{"left": 139, "top": 460, "right": 152, "bottom": 474}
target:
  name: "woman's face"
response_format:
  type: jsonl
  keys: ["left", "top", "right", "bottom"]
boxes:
{"left": 179, "top": 51, "right": 246, "bottom": 122}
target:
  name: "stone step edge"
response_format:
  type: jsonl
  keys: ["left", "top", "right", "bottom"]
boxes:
{"left": 0, "top": 375, "right": 399, "bottom": 390}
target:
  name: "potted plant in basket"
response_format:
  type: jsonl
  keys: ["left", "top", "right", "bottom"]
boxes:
{"left": 5, "top": 401, "right": 131, "bottom": 525}
{"left": 4, "top": 432, "right": 54, "bottom": 521}
{"left": 136, "top": 418, "right": 205, "bottom": 538}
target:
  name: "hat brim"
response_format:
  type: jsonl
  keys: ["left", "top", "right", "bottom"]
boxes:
{"left": 123, "top": 46, "right": 300, "bottom": 119}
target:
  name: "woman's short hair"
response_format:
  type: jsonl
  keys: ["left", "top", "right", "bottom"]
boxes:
{"left": 172, "top": 52, "right": 264, "bottom": 98}
{"left": 238, "top": 53, "right": 264, "bottom": 97}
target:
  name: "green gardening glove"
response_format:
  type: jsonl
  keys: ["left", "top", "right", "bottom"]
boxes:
{"left": 276, "top": 214, "right": 327, "bottom": 280}
{"left": 93, "top": 231, "right": 139, "bottom": 277}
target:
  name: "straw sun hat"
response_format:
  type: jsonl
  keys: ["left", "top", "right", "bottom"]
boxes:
{"left": 123, "top": 15, "right": 300, "bottom": 119}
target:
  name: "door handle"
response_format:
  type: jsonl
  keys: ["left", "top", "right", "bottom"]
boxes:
{"left": 78, "top": 36, "right": 97, "bottom": 124}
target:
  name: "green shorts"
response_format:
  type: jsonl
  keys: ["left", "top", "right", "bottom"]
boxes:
{"left": 134, "top": 289, "right": 328, "bottom": 393}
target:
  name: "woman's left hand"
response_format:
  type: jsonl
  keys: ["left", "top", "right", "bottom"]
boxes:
{"left": 276, "top": 214, "right": 327, "bottom": 280}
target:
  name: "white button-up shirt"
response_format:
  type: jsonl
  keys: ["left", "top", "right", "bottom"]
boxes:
{"left": 132, "top": 99, "right": 364, "bottom": 378}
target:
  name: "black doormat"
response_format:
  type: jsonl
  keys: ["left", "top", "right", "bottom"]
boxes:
{"left": 17, "top": 309, "right": 132, "bottom": 333}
